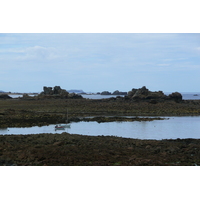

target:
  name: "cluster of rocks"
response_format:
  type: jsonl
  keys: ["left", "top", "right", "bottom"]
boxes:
{"left": 38, "top": 86, "right": 83, "bottom": 99}
{"left": 0, "top": 94, "right": 12, "bottom": 99}
{"left": 41, "top": 86, "right": 69, "bottom": 96}
{"left": 126, "top": 86, "right": 182, "bottom": 103}
{"left": 99, "top": 90, "right": 127, "bottom": 95}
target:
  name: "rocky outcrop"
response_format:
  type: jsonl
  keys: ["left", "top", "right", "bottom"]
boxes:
{"left": 127, "top": 86, "right": 182, "bottom": 103}
{"left": 37, "top": 86, "right": 84, "bottom": 99}
{"left": 68, "top": 93, "right": 83, "bottom": 99}
{"left": 0, "top": 94, "right": 12, "bottom": 99}
{"left": 42, "top": 86, "right": 68, "bottom": 96}
{"left": 168, "top": 92, "right": 182, "bottom": 103}
{"left": 101, "top": 90, "right": 127, "bottom": 95}
{"left": 101, "top": 91, "right": 111, "bottom": 95}
{"left": 112, "top": 90, "right": 127, "bottom": 95}
{"left": 38, "top": 86, "right": 69, "bottom": 99}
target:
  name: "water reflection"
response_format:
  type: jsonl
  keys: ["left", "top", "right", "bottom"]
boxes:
{"left": 0, "top": 128, "right": 8, "bottom": 134}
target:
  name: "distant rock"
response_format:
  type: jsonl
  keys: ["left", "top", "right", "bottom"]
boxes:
{"left": 0, "top": 90, "right": 5, "bottom": 93}
{"left": 100, "top": 90, "right": 127, "bottom": 95}
{"left": 68, "top": 93, "right": 83, "bottom": 99}
{"left": 38, "top": 86, "right": 69, "bottom": 99}
{"left": 101, "top": 91, "right": 112, "bottom": 95}
{"left": 67, "top": 89, "right": 85, "bottom": 94}
{"left": 36, "top": 86, "right": 84, "bottom": 99}
{"left": 112, "top": 90, "right": 127, "bottom": 95}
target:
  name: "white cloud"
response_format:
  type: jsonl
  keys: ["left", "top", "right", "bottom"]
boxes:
{"left": 17, "top": 46, "right": 59, "bottom": 61}
{"left": 0, "top": 44, "right": 60, "bottom": 62}
{"left": 157, "top": 64, "right": 170, "bottom": 66}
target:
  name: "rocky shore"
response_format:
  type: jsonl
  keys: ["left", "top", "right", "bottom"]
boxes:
{"left": 1, "top": 133, "right": 200, "bottom": 166}
{"left": 1, "top": 86, "right": 200, "bottom": 166}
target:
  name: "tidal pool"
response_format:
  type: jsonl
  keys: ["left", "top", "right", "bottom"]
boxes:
{"left": 1, "top": 116, "right": 200, "bottom": 140}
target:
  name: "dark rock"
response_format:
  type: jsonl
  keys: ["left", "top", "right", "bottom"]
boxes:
{"left": 112, "top": 90, "right": 127, "bottom": 95}
{"left": 101, "top": 91, "right": 111, "bottom": 95}
{"left": 128, "top": 86, "right": 166, "bottom": 101}
{"left": 53, "top": 141, "right": 64, "bottom": 146}
{"left": 21, "top": 94, "right": 34, "bottom": 100}
{"left": 68, "top": 93, "right": 83, "bottom": 99}
{"left": 43, "top": 86, "right": 53, "bottom": 95}
{"left": 0, "top": 94, "right": 12, "bottom": 99}
{"left": 127, "top": 88, "right": 138, "bottom": 98}
{"left": 53, "top": 86, "right": 62, "bottom": 94}
{"left": 39, "top": 86, "right": 69, "bottom": 99}
{"left": 127, "top": 86, "right": 182, "bottom": 103}
{"left": 169, "top": 92, "right": 182, "bottom": 103}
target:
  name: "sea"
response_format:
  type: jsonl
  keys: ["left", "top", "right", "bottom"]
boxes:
{"left": 83, "top": 93, "right": 200, "bottom": 100}
{"left": 9, "top": 92, "right": 200, "bottom": 100}
{"left": 1, "top": 116, "right": 200, "bottom": 140}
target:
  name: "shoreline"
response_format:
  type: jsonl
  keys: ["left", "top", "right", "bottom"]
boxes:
{"left": 1, "top": 132, "right": 200, "bottom": 166}
{"left": 1, "top": 98, "right": 200, "bottom": 166}
{"left": 1, "top": 98, "right": 200, "bottom": 128}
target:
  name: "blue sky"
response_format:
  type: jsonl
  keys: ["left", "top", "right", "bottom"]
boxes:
{"left": 1, "top": 33, "right": 200, "bottom": 93}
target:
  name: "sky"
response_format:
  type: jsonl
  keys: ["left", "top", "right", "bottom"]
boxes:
{"left": 1, "top": 33, "right": 200, "bottom": 93}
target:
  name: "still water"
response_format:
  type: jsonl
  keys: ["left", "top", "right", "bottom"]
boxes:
{"left": 78, "top": 93, "right": 200, "bottom": 100}
{"left": 8, "top": 93, "right": 200, "bottom": 100}
{"left": 1, "top": 116, "right": 200, "bottom": 140}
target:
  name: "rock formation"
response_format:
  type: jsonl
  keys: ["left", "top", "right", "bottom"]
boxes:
{"left": 112, "top": 90, "right": 127, "bottom": 95}
{"left": 38, "top": 86, "right": 69, "bottom": 99}
{"left": 101, "top": 91, "right": 112, "bottom": 95}
{"left": 68, "top": 93, "right": 83, "bottom": 99}
{"left": 127, "top": 86, "right": 182, "bottom": 103}
{"left": 0, "top": 94, "right": 12, "bottom": 99}
{"left": 168, "top": 92, "right": 182, "bottom": 103}
{"left": 38, "top": 86, "right": 82, "bottom": 99}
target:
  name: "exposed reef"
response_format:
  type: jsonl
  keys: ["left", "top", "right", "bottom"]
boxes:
{"left": 0, "top": 94, "right": 12, "bottom": 99}
{"left": 100, "top": 90, "right": 127, "bottom": 95}
{"left": 1, "top": 133, "right": 200, "bottom": 166}
{"left": 1, "top": 85, "right": 200, "bottom": 166}
{"left": 21, "top": 86, "right": 83, "bottom": 100}
{"left": 126, "top": 86, "right": 182, "bottom": 103}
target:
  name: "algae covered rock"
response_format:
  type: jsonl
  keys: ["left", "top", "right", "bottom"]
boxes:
{"left": 127, "top": 86, "right": 182, "bottom": 103}
{"left": 0, "top": 94, "right": 12, "bottom": 99}
{"left": 38, "top": 86, "right": 69, "bottom": 99}
{"left": 169, "top": 92, "right": 182, "bottom": 103}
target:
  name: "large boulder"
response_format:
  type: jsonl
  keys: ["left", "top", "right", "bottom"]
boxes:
{"left": 43, "top": 87, "right": 53, "bottom": 95}
{"left": 101, "top": 91, "right": 111, "bottom": 95}
{"left": 0, "top": 94, "right": 12, "bottom": 99}
{"left": 127, "top": 86, "right": 182, "bottom": 103}
{"left": 53, "top": 86, "right": 62, "bottom": 94}
{"left": 168, "top": 92, "right": 182, "bottom": 103}
{"left": 68, "top": 93, "right": 83, "bottom": 99}
{"left": 112, "top": 90, "right": 127, "bottom": 95}
{"left": 127, "top": 88, "right": 138, "bottom": 98}
{"left": 133, "top": 86, "right": 149, "bottom": 99}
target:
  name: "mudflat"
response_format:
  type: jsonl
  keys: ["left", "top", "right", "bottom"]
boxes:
{"left": 1, "top": 98, "right": 200, "bottom": 166}
{"left": 1, "top": 98, "right": 200, "bottom": 127}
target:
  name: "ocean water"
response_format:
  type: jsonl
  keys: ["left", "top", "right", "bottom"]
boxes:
{"left": 1, "top": 116, "right": 200, "bottom": 140}
{"left": 83, "top": 93, "right": 200, "bottom": 100}
{"left": 8, "top": 93, "right": 200, "bottom": 100}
